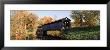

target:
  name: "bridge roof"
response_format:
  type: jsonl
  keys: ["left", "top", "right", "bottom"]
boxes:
{"left": 40, "top": 17, "right": 71, "bottom": 27}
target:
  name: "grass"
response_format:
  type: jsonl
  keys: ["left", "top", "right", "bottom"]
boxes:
{"left": 60, "top": 26, "right": 100, "bottom": 40}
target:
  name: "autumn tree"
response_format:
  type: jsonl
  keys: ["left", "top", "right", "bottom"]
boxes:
{"left": 70, "top": 10, "right": 100, "bottom": 27}
{"left": 37, "top": 16, "right": 55, "bottom": 26}
{"left": 10, "top": 10, "right": 38, "bottom": 40}
{"left": 42, "top": 16, "right": 55, "bottom": 24}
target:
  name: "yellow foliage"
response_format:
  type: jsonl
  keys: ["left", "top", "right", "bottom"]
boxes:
{"left": 41, "top": 16, "right": 54, "bottom": 24}
{"left": 10, "top": 10, "right": 38, "bottom": 40}
{"left": 47, "top": 30, "right": 61, "bottom": 37}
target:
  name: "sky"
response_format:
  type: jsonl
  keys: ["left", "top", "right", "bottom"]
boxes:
{"left": 30, "top": 10, "right": 73, "bottom": 21}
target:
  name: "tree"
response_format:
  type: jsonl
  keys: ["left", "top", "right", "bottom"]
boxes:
{"left": 40, "top": 16, "right": 55, "bottom": 24}
{"left": 10, "top": 10, "right": 38, "bottom": 40}
{"left": 70, "top": 10, "right": 100, "bottom": 27}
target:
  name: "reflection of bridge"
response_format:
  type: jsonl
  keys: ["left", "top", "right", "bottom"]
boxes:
{"left": 36, "top": 17, "right": 71, "bottom": 40}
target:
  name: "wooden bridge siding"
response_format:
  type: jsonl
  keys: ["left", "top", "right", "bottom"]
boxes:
{"left": 36, "top": 17, "right": 71, "bottom": 39}
{"left": 42, "top": 22, "right": 63, "bottom": 31}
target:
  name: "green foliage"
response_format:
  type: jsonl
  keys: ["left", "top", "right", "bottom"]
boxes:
{"left": 26, "top": 34, "right": 35, "bottom": 40}
{"left": 60, "top": 26, "right": 100, "bottom": 40}
{"left": 27, "top": 28, "right": 33, "bottom": 32}
{"left": 70, "top": 10, "right": 100, "bottom": 27}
